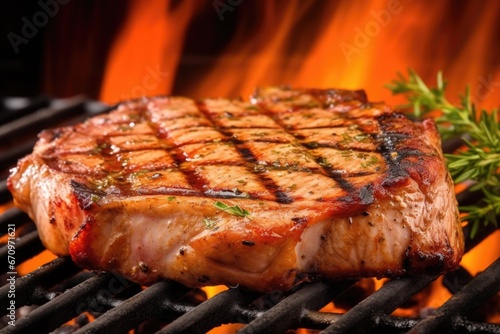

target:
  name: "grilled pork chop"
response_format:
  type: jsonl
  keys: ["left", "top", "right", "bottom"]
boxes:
{"left": 8, "top": 87, "right": 464, "bottom": 292}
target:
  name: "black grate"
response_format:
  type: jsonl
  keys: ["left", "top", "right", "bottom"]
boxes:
{"left": 0, "top": 96, "right": 499, "bottom": 334}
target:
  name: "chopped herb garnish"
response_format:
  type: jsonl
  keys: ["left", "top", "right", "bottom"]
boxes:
{"left": 341, "top": 149, "right": 354, "bottom": 157}
{"left": 317, "top": 157, "right": 331, "bottom": 168}
{"left": 203, "top": 217, "right": 218, "bottom": 229}
{"left": 95, "top": 142, "right": 110, "bottom": 153}
{"left": 254, "top": 164, "right": 267, "bottom": 173}
{"left": 340, "top": 133, "right": 352, "bottom": 143}
{"left": 354, "top": 134, "right": 370, "bottom": 142}
{"left": 90, "top": 194, "right": 101, "bottom": 203}
{"left": 167, "top": 196, "right": 176, "bottom": 201}
{"left": 361, "top": 156, "right": 378, "bottom": 168}
{"left": 214, "top": 201, "right": 251, "bottom": 219}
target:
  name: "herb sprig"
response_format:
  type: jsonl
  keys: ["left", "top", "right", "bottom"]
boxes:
{"left": 214, "top": 201, "right": 252, "bottom": 219}
{"left": 387, "top": 70, "right": 500, "bottom": 238}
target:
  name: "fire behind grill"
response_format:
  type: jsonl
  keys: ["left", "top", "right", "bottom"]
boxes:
{"left": 0, "top": 96, "right": 499, "bottom": 334}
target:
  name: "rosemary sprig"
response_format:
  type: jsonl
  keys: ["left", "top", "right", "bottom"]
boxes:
{"left": 214, "top": 201, "right": 252, "bottom": 219}
{"left": 387, "top": 69, "right": 500, "bottom": 238}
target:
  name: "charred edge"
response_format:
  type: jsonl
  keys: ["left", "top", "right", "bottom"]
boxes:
{"left": 358, "top": 184, "right": 374, "bottom": 205}
{"left": 404, "top": 245, "right": 447, "bottom": 275}
{"left": 291, "top": 217, "right": 308, "bottom": 225}
{"left": 70, "top": 180, "right": 104, "bottom": 210}
{"left": 276, "top": 190, "right": 293, "bottom": 204}
{"left": 376, "top": 114, "right": 410, "bottom": 186}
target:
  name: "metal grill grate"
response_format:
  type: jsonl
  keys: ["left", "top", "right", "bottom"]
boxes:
{"left": 0, "top": 96, "right": 499, "bottom": 334}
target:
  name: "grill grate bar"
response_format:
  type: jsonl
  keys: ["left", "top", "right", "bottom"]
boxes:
{"left": 157, "top": 287, "right": 258, "bottom": 334}
{"left": 301, "top": 311, "right": 500, "bottom": 334}
{"left": 0, "top": 97, "right": 112, "bottom": 172}
{"left": 0, "top": 180, "right": 11, "bottom": 204}
{"left": 0, "top": 139, "right": 37, "bottom": 172}
{"left": 0, "top": 97, "right": 49, "bottom": 125}
{"left": 72, "top": 280, "right": 174, "bottom": 334}
{"left": 239, "top": 280, "right": 357, "bottom": 334}
{"left": 0, "top": 97, "right": 87, "bottom": 141}
{"left": 0, "top": 208, "right": 28, "bottom": 231}
{"left": 321, "top": 274, "right": 438, "bottom": 333}
{"left": 408, "top": 257, "right": 500, "bottom": 334}
{"left": 1, "top": 273, "right": 114, "bottom": 334}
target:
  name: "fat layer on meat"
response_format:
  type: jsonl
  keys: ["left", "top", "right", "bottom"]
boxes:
{"left": 8, "top": 87, "right": 464, "bottom": 292}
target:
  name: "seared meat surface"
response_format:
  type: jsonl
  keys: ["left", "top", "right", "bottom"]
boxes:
{"left": 8, "top": 87, "right": 464, "bottom": 292}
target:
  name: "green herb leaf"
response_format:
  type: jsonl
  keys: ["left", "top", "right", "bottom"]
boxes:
{"left": 214, "top": 201, "right": 251, "bottom": 219}
{"left": 203, "top": 217, "right": 218, "bottom": 230}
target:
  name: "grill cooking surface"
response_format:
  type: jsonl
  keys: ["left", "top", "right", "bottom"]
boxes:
{"left": 0, "top": 96, "right": 499, "bottom": 333}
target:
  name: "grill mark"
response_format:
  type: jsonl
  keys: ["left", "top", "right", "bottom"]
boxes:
{"left": 322, "top": 168, "right": 356, "bottom": 192}
{"left": 66, "top": 94, "right": 386, "bottom": 204}
{"left": 70, "top": 180, "right": 101, "bottom": 210}
{"left": 198, "top": 100, "right": 294, "bottom": 204}
{"left": 234, "top": 147, "right": 257, "bottom": 163}
{"left": 376, "top": 113, "right": 410, "bottom": 186}
{"left": 138, "top": 102, "right": 218, "bottom": 195}
{"left": 257, "top": 97, "right": 366, "bottom": 196}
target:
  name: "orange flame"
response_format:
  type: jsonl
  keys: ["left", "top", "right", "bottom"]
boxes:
{"left": 99, "top": 0, "right": 200, "bottom": 104}
{"left": 100, "top": 0, "right": 500, "bottom": 112}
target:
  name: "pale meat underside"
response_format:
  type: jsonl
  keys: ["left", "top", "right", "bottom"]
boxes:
{"left": 8, "top": 87, "right": 464, "bottom": 292}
